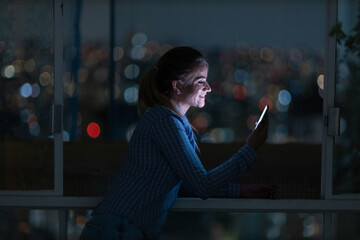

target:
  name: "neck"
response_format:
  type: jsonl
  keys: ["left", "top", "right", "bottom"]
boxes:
{"left": 170, "top": 98, "right": 188, "bottom": 116}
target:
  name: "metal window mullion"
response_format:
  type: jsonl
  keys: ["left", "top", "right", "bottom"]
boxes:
{"left": 322, "top": 0, "right": 338, "bottom": 200}
{"left": 53, "top": 0, "right": 64, "bottom": 197}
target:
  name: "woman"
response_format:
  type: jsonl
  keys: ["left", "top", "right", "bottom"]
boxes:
{"left": 80, "top": 46, "right": 270, "bottom": 240}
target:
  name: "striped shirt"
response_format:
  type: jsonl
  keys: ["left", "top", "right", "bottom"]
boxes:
{"left": 93, "top": 104, "right": 257, "bottom": 239}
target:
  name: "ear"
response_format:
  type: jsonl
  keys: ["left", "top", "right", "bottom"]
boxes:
{"left": 172, "top": 80, "right": 182, "bottom": 95}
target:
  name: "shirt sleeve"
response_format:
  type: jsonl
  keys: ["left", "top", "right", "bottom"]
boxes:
{"left": 152, "top": 114, "right": 257, "bottom": 199}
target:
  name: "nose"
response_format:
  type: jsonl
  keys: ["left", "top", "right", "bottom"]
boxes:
{"left": 204, "top": 81, "right": 211, "bottom": 93}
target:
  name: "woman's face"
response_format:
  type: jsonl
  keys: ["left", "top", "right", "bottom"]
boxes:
{"left": 179, "top": 65, "right": 211, "bottom": 110}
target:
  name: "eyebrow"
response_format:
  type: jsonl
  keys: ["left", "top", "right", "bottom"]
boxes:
{"left": 194, "top": 76, "right": 207, "bottom": 81}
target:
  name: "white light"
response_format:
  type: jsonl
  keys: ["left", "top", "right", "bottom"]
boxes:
{"left": 4, "top": 65, "right": 15, "bottom": 78}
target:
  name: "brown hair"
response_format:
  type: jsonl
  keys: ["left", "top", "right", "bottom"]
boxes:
{"left": 138, "top": 46, "right": 208, "bottom": 115}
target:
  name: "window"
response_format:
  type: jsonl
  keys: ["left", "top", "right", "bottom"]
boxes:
{"left": 0, "top": 1, "right": 360, "bottom": 240}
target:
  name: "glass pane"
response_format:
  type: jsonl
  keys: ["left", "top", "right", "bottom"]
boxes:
{"left": 69, "top": 210, "right": 323, "bottom": 240}
{"left": 333, "top": 0, "right": 360, "bottom": 194}
{"left": 0, "top": 209, "right": 58, "bottom": 240}
{"left": 64, "top": 0, "right": 324, "bottom": 198}
{"left": 0, "top": 1, "right": 54, "bottom": 190}
{"left": 333, "top": 213, "right": 360, "bottom": 239}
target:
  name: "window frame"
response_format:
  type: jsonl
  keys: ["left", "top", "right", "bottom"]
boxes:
{"left": 0, "top": 0, "right": 359, "bottom": 240}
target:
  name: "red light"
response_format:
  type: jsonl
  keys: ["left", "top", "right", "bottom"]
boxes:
{"left": 87, "top": 122, "right": 100, "bottom": 138}
{"left": 259, "top": 97, "right": 272, "bottom": 111}
{"left": 232, "top": 85, "right": 247, "bottom": 100}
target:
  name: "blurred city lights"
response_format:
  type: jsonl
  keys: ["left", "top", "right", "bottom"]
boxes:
{"left": 247, "top": 115, "right": 258, "bottom": 130}
{"left": 259, "top": 97, "right": 272, "bottom": 111}
{"left": 145, "top": 41, "right": 161, "bottom": 55}
{"left": 131, "top": 32, "right": 148, "bottom": 46}
{"left": 193, "top": 115, "right": 209, "bottom": 133}
{"left": 3, "top": 65, "right": 15, "bottom": 78}
{"left": 317, "top": 74, "right": 324, "bottom": 90}
{"left": 232, "top": 84, "right": 247, "bottom": 100}
{"left": 276, "top": 100, "right": 289, "bottom": 112}
{"left": 31, "top": 83, "right": 41, "bottom": 98}
{"left": 131, "top": 46, "right": 146, "bottom": 60}
{"left": 19, "top": 83, "right": 32, "bottom": 98}
{"left": 39, "top": 72, "right": 52, "bottom": 86}
{"left": 124, "top": 64, "right": 140, "bottom": 79}
{"left": 278, "top": 89, "right": 292, "bottom": 106}
{"left": 24, "top": 59, "right": 36, "bottom": 73}
{"left": 260, "top": 47, "right": 274, "bottom": 62}
{"left": 124, "top": 86, "right": 138, "bottom": 104}
{"left": 20, "top": 109, "right": 30, "bottom": 123}
{"left": 113, "top": 46, "right": 124, "bottom": 61}
{"left": 234, "top": 69, "right": 250, "bottom": 84}
{"left": 87, "top": 122, "right": 100, "bottom": 138}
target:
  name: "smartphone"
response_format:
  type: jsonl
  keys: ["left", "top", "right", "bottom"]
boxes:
{"left": 254, "top": 105, "right": 268, "bottom": 130}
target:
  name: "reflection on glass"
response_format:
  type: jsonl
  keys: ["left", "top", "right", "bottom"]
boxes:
{"left": 334, "top": 0, "right": 360, "bottom": 194}
{"left": 69, "top": 210, "right": 323, "bottom": 240}
{"left": 0, "top": 0, "right": 54, "bottom": 190}
{"left": 63, "top": 0, "right": 324, "bottom": 197}
{"left": 0, "top": 209, "right": 58, "bottom": 240}
{"left": 333, "top": 213, "right": 360, "bottom": 239}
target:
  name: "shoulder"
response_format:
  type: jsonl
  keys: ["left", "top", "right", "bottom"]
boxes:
{"left": 142, "top": 105, "right": 190, "bottom": 134}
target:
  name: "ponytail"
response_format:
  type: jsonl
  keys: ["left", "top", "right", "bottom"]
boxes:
{"left": 138, "top": 67, "right": 176, "bottom": 115}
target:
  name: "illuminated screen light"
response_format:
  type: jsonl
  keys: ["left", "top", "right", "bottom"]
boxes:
{"left": 87, "top": 122, "right": 100, "bottom": 138}
{"left": 259, "top": 97, "right": 272, "bottom": 111}
{"left": 20, "top": 83, "right": 33, "bottom": 98}
{"left": 124, "top": 87, "right": 138, "bottom": 104}
{"left": 232, "top": 85, "right": 247, "bottom": 100}
{"left": 278, "top": 89, "right": 292, "bottom": 106}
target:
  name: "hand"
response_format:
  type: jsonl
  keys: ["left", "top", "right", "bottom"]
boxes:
{"left": 246, "top": 111, "right": 269, "bottom": 151}
{"left": 241, "top": 184, "right": 277, "bottom": 199}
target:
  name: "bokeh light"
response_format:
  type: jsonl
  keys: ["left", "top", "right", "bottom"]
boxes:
{"left": 113, "top": 47, "right": 124, "bottom": 61}
{"left": 278, "top": 89, "right": 292, "bottom": 106}
{"left": 124, "top": 64, "right": 140, "bottom": 79}
{"left": 31, "top": 83, "right": 41, "bottom": 98}
{"left": 259, "top": 97, "right": 272, "bottom": 111}
{"left": 3, "top": 65, "right": 15, "bottom": 78}
{"left": 19, "top": 83, "right": 32, "bottom": 98}
{"left": 87, "top": 122, "right": 100, "bottom": 138}
{"left": 232, "top": 84, "right": 247, "bottom": 100}
{"left": 317, "top": 74, "right": 324, "bottom": 90}
{"left": 131, "top": 32, "right": 148, "bottom": 46}
{"left": 124, "top": 86, "right": 139, "bottom": 104}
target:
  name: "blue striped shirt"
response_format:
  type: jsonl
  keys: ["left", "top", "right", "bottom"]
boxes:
{"left": 93, "top": 104, "right": 257, "bottom": 239}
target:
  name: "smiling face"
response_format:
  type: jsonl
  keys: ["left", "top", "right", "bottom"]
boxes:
{"left": 174, "top": 65, "right": 211, "bottom": 113}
